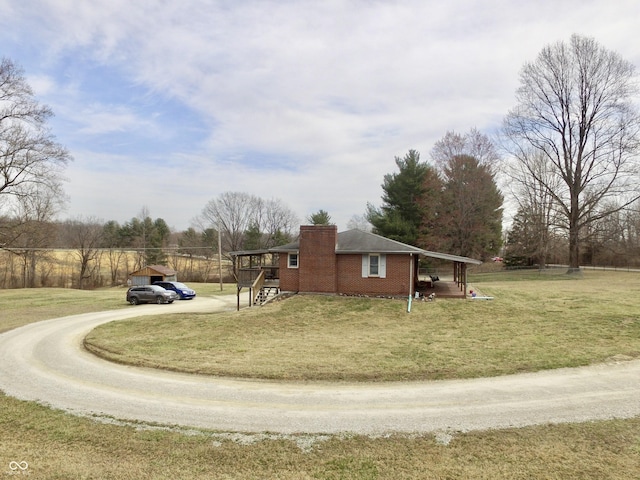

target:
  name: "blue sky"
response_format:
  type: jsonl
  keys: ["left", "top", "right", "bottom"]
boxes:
{"left": 1, "top": 0, "right": 639, "bottom": 231}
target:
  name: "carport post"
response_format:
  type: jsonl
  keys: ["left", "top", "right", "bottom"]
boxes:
{"left": 408, "top": 253, "right": 414, "bottom": 313}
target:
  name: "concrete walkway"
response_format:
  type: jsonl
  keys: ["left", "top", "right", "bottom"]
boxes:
{"left": 1, "top": 295, "right": 639, "bottom": 434}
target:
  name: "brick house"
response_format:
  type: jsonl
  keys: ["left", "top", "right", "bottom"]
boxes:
{"left": 272, "top": 225, "right": 426, "bottom": 296}
{"left": 232, "top": 225, "right": 481, "bottom": 306}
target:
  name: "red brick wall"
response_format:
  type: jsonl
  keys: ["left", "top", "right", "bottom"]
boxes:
{"left": 337, "top": 254, "right": 412, "bottom": 296}
{"left": 298, "top": 225, "right": 338, "bottom": 293}
{"left": 278, "top": 253, "right": 299, "bottom": 291}
{"left": 277, "top": 225, "right": 414, "bottom": 296}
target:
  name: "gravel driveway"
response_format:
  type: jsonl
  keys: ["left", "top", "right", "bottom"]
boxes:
{"left": 1, "top": 295, "right": 639, "bottom": 435}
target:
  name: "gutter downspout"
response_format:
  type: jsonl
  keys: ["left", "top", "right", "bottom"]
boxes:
{"left": 407, "top": 253, "right": 414, "bottom": 313}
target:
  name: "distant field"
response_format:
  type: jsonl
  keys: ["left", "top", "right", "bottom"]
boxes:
{"left": 0, "top": 248, "right": 229, "bottom": 289}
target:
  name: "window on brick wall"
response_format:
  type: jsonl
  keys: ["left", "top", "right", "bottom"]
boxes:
{"left": 369, "top": 254, "right": 379, "bottom": 276}
{"left": 288, "top": 253, "right": 299, "bottom": 268}
{"left": 362, "top": 254, "right": 386, "bottom": 278}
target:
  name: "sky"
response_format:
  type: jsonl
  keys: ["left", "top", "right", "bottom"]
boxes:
{"left": 1, "top": 0, "right": 639, "bottom": 232}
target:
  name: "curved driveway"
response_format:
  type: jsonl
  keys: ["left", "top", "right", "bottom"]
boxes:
{"left": 1, "top": 296, "right": 639, "bottom": 434}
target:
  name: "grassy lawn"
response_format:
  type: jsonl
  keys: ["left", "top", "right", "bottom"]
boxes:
{"left": 85, "top": 270, "right": 640, "bottom": 381}
{"left": 0, "top": 287, "right": 128, "bottom": 333}
{"left": 0, "top": 282, "right": 237, "bottom": 333}
{"left": 2, "top": 392, "right": 639, "bottom": 479}
{"left": 1, "top": 271, "right": 640, "bottom": 478}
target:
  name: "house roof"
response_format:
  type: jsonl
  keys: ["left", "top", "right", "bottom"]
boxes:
{"left": 129, "top": 264, "right": 177, "bottom": 276}
{"left": 268, "top": 241, "right": 300, "bottom": 253}
{"left": 228, "top": 249, "right": 272, "bottom": 257}
{"left": 420, "top": 249, "right": 482, "bottom": 265}
{"left": 268, "top": 229, "right": 482, "bottom": 265}
{"left": 336, "top": 229, "right": 425, "bottom": 254}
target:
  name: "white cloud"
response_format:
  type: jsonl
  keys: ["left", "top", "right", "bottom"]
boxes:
{"left": 3, "top": 0, "right": 640, "bottom": 230}
{"left": 73, "top": 104, "right": 157, "bottom": 136}
{"left": 25, "top": 73, "right": 57, "bottom": 96}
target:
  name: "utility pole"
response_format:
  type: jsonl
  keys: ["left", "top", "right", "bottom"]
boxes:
{"left": 218, "top": 222, "right": 223, "bottom": 291}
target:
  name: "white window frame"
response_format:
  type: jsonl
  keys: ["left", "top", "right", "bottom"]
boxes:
{"left": 288, "top": 252, "right": 299, "bottom": 269}
{"left": 362, "top": 254, "right": 386, "bottom": 278}
{"left": 369, "top": 254, "right": 380, "bottom": 277}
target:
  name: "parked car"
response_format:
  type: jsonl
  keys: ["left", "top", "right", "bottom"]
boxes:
{"left": 126, "top": 285, "right": 179, "bottom": 305}
{"left": 153, "top": 281, "right": 197, "bottom": 300}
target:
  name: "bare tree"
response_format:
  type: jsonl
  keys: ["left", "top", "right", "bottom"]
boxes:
{"left": 199, "top": 192, "right": 298, "bottom": 253}
{"left": 347, "top": 214, "right": 372, "bottom": 231}
{"left": 0, "top": 58, "right": 71, "bottom": 212}
{"left": 171, "top": 227, "right": 207, "bottom": 281}
{"left": 502, "top": 35, "right": 640, "bottom": 272}
{"left": 505, "top": 150, "right": 563, "bottom": 267}
{"left": 200, "top": 192, "right": 261, "bottom": 254}
{"left": 3, "top": 183, "right": 62, "bottom": 287}
{"left": 621, "top": 202, "right": 640, "bottom": 264}
{"left": 259, "top": 198, "right": 299, "bottom": 246}
{"left": 431, "top": 128, "right": 500, "bottom": 172}
{"left": 61, "top": 217, "right": 104, "bottom": 289}
{"left": 101, "top": 220, "right": 128, "bottom": 286}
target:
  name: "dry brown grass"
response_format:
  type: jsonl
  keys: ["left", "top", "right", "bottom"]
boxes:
{"left": 0, "top": 287, "right": 128, "bottom": 333}
{"left": 2, "top": 270, "right": 640, "bottom": 478}
{"left": 1, "top": 393, "right": 639, "bottom": 479}
{"left": 85, "top": 270, "right": 640, "bottom": 381}
{"left": 0, "top": 283, "right": 236, "bottom": 334}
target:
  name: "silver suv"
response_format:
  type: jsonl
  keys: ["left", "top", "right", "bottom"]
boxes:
{"left": 126, "top": 285, "right": 179, "bottom": 305}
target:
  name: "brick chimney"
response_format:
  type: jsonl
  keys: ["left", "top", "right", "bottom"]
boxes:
{"left": 298, "top": 225, "right": 338, "bottom": 293}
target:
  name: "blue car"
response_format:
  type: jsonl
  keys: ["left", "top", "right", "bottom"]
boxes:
{"left": 153, "top": 281, "right": 196, "bottom": 300}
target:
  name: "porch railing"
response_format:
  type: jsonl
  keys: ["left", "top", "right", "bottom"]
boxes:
{"left": 237, "top": 268, "right": 262, "bottom": 287}
{"left": 251, "top": 269, "right": 266, "bottom": 305}
{"left": 237, "top": 266, "right": 279, "bottom": 288}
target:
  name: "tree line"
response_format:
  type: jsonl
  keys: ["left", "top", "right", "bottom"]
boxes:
{"left": 0, "top": 211, "right": 213, "bottom": 289}
{"left": 0, "top": 199, "right": 300, "bottom": 289}
{"left": 3, "top": 34, "right": 640, "bottom": 287}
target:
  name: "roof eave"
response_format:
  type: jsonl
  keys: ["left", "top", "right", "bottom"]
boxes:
{"left": 229, "top": 249, "right": 273, "bottom": 257}
{"left": 421, "top": 250, "right": 483, "bottom": 265}
{"left": 269, "top": 247, "right": 299, "bottom": 253}
{"left": 336, "top": 250, "right": 423, "bottom": 255}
